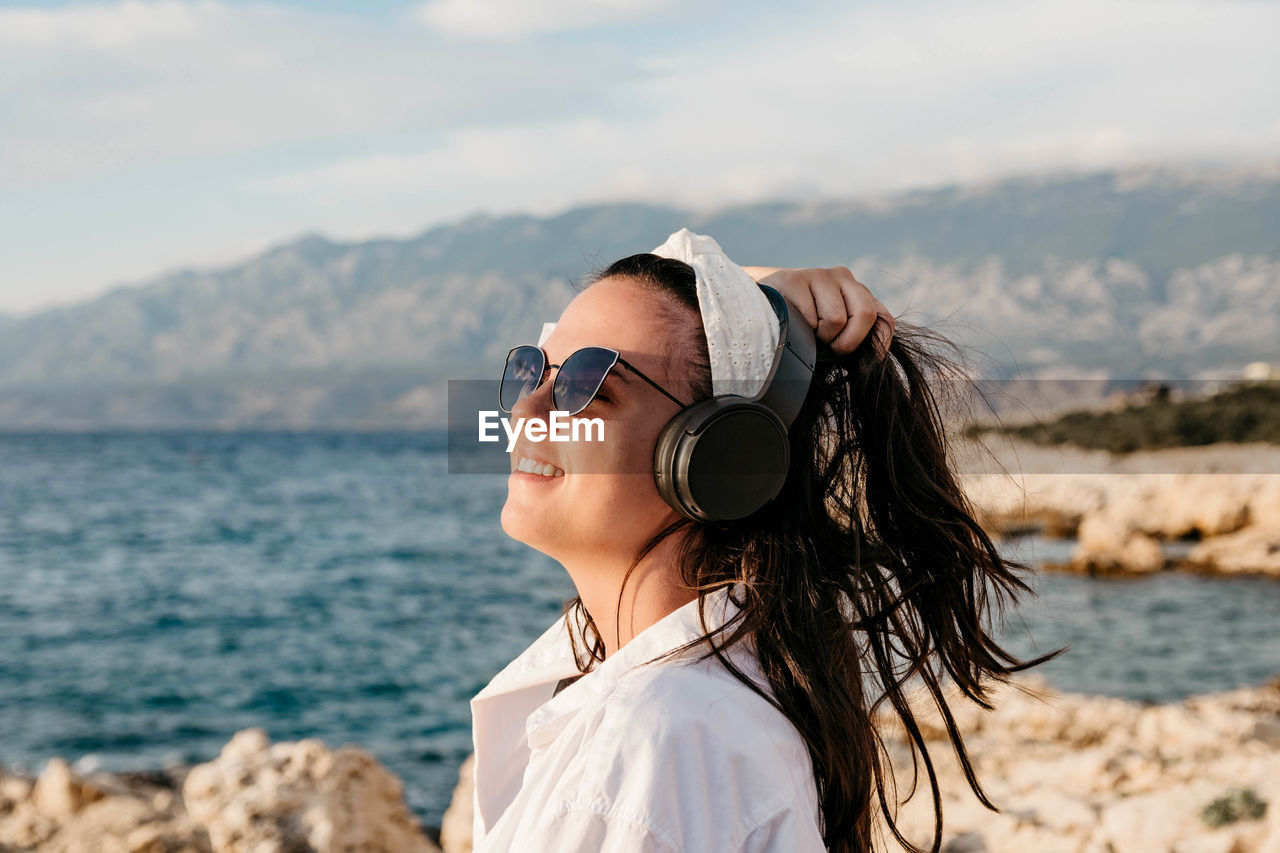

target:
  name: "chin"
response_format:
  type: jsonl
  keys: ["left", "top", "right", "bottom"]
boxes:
{"left": 500, "top": 496, "right": 555, "bottom": 552}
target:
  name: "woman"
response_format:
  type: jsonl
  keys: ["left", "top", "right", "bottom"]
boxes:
{"left": 469, "top": 229, "right": 1055, "bottom": 852}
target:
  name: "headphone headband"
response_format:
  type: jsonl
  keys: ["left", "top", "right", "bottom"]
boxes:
{"left": 752, "top": 285, "right": 818, "bottom": 427}
{"left": 652, "top": 284, "right": 817, "bottom": 522}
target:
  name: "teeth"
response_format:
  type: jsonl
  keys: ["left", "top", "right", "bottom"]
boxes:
{"left": 517, "top": 456, "right": 564, "bottom": 477}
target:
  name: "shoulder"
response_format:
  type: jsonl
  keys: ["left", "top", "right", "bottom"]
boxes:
{"left": 628, "top": 649, "right": 815, "bottom": 789}
{"left": 564, "top": 646, "right": 821, "bottom": 850}
{"left": 613, "top": 646, "right": 801, "bottom": 761}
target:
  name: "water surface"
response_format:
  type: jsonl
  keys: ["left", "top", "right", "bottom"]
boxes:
{"left": 2, "top": 432, "right": 1277, "bottom": 826}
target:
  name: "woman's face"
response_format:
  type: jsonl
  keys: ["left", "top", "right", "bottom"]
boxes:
{"left": 500, "top": 276, "right": 695, "bottom": 564}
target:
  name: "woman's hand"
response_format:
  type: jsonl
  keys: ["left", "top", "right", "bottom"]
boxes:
{"left": 742, "top": 265, "right": 894, "bottom": 359}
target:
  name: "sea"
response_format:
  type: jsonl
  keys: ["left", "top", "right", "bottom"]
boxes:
{"left": 2, "top": 431, "right": 1279, "bottom": 828}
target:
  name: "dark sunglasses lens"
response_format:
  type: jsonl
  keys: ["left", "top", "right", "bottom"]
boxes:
{"left": 500, "top": 346, "right": 544, "bottom": 413}
{"left": 555, "top": 348, "right": 617, "bottom": 415}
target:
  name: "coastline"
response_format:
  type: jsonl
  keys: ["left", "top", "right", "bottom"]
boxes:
{"left": 960, "top": 440, "right": 1280, "bottom": 578}
{"left": 4, "top": 674, "right": 1277, "bottom": 852}
{"left": 4, "top": 440, "right": 1278, "bottom": 851}
{"left": 878, "top": 675, "right": 1280, "bottom": 853}
{"left": 0, "top": 728, "right": 445, "bottom": 853}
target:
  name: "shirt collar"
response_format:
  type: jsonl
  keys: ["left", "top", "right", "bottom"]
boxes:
{"left": 469, "top": 614, "right": 582, "bottom": 839}
{"left": 474, "top": 583, "right": 745, "bottom": 706}
{"left": 468, "top": 584, "right": 748, "bottom": 839}
{"left": 522, "top": 584, "right": 745, "bottom": 750}
{"left": 470, "top": 612, "right": 583, "bottom": 703}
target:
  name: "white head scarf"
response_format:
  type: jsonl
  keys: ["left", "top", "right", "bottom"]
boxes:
{"left": 537, "top": 227, "right": 780, "bottom": 400}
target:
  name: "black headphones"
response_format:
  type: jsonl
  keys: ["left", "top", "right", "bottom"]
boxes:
{"left": 653, "top": 284, "right": 817, "bottom": 522}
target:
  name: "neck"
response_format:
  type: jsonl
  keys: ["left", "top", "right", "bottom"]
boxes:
{"left": 561, "top": 533, "right": 698, "bottom": 660}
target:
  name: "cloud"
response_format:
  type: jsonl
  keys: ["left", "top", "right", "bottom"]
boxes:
{"left": 246, "top": 0, "right": 1280, "bottom": 211}
{"left": 415, "top": 0, "right": 680, "bottom": 40}
{"left": 0, "top": 0, "right": 638, "bottom": 184}
{"left": 8, "top": 0, "right": 1277, "bottom": 193}
{"left": 0, "top": 0, "right": 216, "bottom": 50}
{"left": 3, "top": 0, "right": 1280, "bottom": 313}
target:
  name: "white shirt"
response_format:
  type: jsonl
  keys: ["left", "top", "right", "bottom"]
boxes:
{"left": 469, "top": 584, "right": 826, "bottom": 852}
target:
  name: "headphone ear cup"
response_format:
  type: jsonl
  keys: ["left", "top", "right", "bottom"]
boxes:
{"left": 653, "top": 401, "right": 714, "bottom": 519}
{"left": 654, "top": 399, "right": 790, "bottom": 522}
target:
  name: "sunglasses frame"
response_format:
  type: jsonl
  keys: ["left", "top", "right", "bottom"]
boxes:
{"left": 499, "top": 344, "right": 690, "bottom": 417}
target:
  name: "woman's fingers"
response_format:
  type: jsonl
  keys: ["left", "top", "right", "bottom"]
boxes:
{"left": 830, "top": 270, "right": 879, "bottom": 356}
{"left": 808, "top": 270, "right": 851, "bottom": 345}
{"left": 779, "top": 280, "right": 821, "bottom": 332}
{"left": 756, "top": 266, "right": 893, "bottom": 358}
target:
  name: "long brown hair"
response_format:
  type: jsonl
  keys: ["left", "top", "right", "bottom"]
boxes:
{"left": 561, "top": 252, "right": 1061, "bottom": 853}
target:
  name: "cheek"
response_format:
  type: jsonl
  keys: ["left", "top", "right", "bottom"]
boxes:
{"left": 566, "top": 475, "right": 674, "bottom": 551}
{"left": 565, "top": 408, "right": 662, "bottom": 471}
{"left": 566, "top": 415, "right": 673, "bottom": 507}
{"left": 500, "top": 424, "right": 681, "bottom": 554}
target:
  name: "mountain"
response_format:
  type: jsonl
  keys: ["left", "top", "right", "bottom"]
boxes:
{"left": 1, "top": 163, "right": 1277, "bottom": 429}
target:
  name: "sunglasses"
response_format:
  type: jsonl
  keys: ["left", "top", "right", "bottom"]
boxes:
{"left": 499, "top": 345, "right": 690, "bottom": 416}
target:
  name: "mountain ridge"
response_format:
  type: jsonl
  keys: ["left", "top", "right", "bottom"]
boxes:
{"left": 2, "top": 162, "right": 1277, "bottom": 429}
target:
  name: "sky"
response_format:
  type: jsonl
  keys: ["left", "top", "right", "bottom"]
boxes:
{"left": 1, "top": 0, "right": 1278, "bottom": 316}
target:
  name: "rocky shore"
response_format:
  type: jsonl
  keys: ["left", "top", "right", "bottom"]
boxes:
{"left": 0, "top": 728, "right": 443, "bottom": 853}
{"left": 959, "top": 440, "right": 1280, "bottom": 577}
{"left": 880, "top": 675, "right": 1280, "bottom": 853}
{"left": 6, "top": 675, "right": 1276, "bottom": 853}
